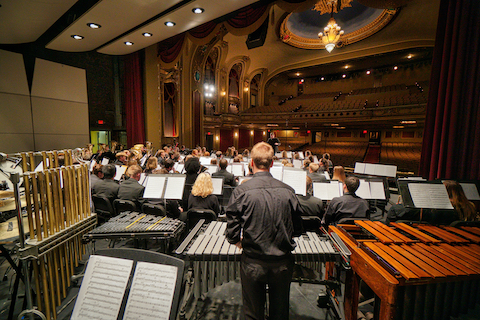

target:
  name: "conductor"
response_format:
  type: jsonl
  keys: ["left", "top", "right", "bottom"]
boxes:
{"left": 226, "top": 142, "right": 303, "bottom": 320}
{"left": 266, "top": 132, "right": 281, "bottom": 154}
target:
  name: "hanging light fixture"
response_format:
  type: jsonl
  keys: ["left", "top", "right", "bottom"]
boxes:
{"left": 318, "top": 2, "right": 344, "bottom": 53}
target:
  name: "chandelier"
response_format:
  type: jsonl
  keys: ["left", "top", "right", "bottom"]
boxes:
{"left": 318, "top": 2, "right": 344, "bottom": 53}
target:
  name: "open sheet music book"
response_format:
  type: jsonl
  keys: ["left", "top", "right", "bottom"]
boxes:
{"left": 143, "top": 175, "right": 186, "bottom": 200}
{"left": 312, "top": 179, "right": 386, "bottom": 200}
{"left": 211, "top": 177, "right": 224, "bottom": 195}
{"left": 406, "top": 183, "right": 454, "bottom": 209}
{"left": 71, "top": 255, "right": 177, "bottom": 320}
{"left": 114, "top": 165, "right": 127, "bottom": 181}
{"left": 313, "top": 181, "right": 342, "bottom": 200}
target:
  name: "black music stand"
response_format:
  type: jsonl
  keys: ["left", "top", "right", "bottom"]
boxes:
{"left": 73, "top": 248, "right": 185, "bottom": 320}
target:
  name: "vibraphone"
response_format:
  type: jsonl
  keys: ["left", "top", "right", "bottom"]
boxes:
{"left": 330, "top": 220, "right": 480, "bottom": 320}
{"left": 175, "top": 220, "right": 343, "bottom": 299}
{"left": 83, "top": 211, "right": 185, "bottom": 243}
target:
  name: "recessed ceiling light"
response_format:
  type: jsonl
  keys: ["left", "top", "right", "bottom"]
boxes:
{"left": 87, "top": 23, "right": 101, "bottom": 29}
{"left": 344, "top": 65, "right": 349, "bottom": 69}
{"left": 366, "top": 70, "right": 371, "bottom": 75}
{"left": 71, "top": 35, "right": 84, "bottom": 40}
{"left": 192, "top": 8, "right": 204, "bottom": 14}
{"left": 321, "top": 77, "right": 325, "bottom": 81}
{"left": 124, "top": 41, "right": 134, "bottom": 46}
{"left": 165, "top": 21, "right": 176, "bottom": 27}
{"left": 142, "top": 32, "right": 152, "bottom": 37}
{"left": 393, "top": 66, "right": 398, "bottom": 70}
{"left": 342, "top": 74, "right": 346, "bottom": 78}
{"left": 407, "top": 54, "right": 412, "bottom": 59}
{"left": 296, "top": 73, "right": 300, "bottom": 77}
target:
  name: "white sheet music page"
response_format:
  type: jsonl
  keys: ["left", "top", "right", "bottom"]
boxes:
{"left": 230, "top": 164, "right": 244, "bottom": 176}
{"left": 211, "top": 178, "right": 224, "bottom": 195}
{"left": 123, "top": 262, "right": 177, "bottom": 320}
{"left": 408, "top": 183, "right": 454, "bottom": 209}
{"left": 355, "top": 179, "right": 371, "bottom": 199}
{"left": 369, "top": 181, "right": 386, "bottom": 200}
{"left": 282, "top": 168, "right": 307, "bottom": 196}
{"left": 270, "top": 165, "right": 283, "bottom": 181}
{"left": 101, "top": 158, "right": 110, "bottom": 166}
{"left": 114, "top": 165, "right": 127, "bottom": 181}
{"left": 143, "top": 176, "right": 166, "bottom": 199}
{"left": 354, "top": 162, "right": 366, "bottom": 174}
{"left": 71, "top": 255, "right": 133, "bottom": 320}
{"left": 364, "top": 163, "right": 376, "bottom": 176}
{"left": 163, "top": 176, "right": 186, "bottom": 199}
{"left": 460, "top": 183, "right": 480, "bottom": 201}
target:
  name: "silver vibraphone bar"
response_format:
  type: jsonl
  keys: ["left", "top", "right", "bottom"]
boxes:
{"left": 83, "top": 211, "right": 185, "bottom": 240}
{"left": 176, "top": 220, "right": 341, "bottom": 299}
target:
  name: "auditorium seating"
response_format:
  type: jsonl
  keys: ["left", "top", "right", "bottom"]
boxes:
{"left": 307, "top": 141, "right": 369, "bottom": 168}
{"left": 380, "top": 142, "right": 422, "bottom": 173}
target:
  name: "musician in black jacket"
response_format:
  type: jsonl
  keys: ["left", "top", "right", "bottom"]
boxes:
{"left": 226, "top": 142, "right": 303, "bottom": 320}
{"left": 212, "top": 158, "right": 237, "bottom": 187}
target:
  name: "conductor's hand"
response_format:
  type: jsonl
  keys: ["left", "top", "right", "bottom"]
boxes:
{"left": 235, "top": 241, "right": 242, "bottom": 249}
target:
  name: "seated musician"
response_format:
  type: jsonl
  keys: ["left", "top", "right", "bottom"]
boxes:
{"left": 443, "top": 180, "right": 478, "bottom": 221}
{"left": 212, "top": 158, "right": 237, "bottom": 187}
{"left": 226, "top": 142, "right": 303, "bottom": 320}
{"left": 143, "top": 157, "right": 158, "bottom": 174}
{"left": 188, "top": 173, "right": 220, "bottom": 216}
{"left": 114, "top": 151, "right": 128, "bottom": 166}
{"left": 297, "top": 176, "right": 324, "bottom": 219}
{"left": 118, "top": 165, "right": 145, "bottom": 210}
{"left": 307, "top": 163, "right": 327, "bottom": 182}
{"left": 90, "top": 164, "right": 104, "bottom": 190}
{"left": 322, "top": 176, "right": 369, "bottom": 226}
{"left": 92, "top": 164, "right": 119, "bottom": 204}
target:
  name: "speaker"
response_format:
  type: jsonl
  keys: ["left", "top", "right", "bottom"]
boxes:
{"left": 246, "top": 17, "right": 269, "bottom": 49}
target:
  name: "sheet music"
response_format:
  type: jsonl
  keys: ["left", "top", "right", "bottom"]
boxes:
{"left": 313, "top": 181, "right": 342, "bottom": 200}
{"left": 140, "top": 155, "right": 148, "bottom": 167}
{"left": 298, "top": 152, "right": 304, "bottom": 159}
{"left": 286, "top": 151, "right": 292, "bottom": 158}
{"left": 114, "top": 165, "right": 127, "bottom": 181}
{"left": 243, "top": 163, "right": 250, "bottom": 175}
{"left": 282, "top": 168, "right": 307, "bottom": 196}
{"left": 230, "top": 164, "right": 244, "bottom": 176}
{"left": 408, "top": 183, "right": 454, "bottom": 209}
{"left": 204, "top": 165, "right": 218, "bottom": 174}
{"left": 211, "top": 177, "right": 224, "bottom": 195}
{"left": 89, "top": 160, "right": 97, "bottom": 172}
{"left": 313, "top": 155, "right": 319, "bottom": 163}
{"left": 174, "top": 163, "right": 184, "bottom": 174}
{"left": 101, "top": 158, "right": 110, "bottom": 165}
{"left": 270, "top": 165, "right": 283, "bottom": 181}
{"left": 323, "top": 171, "right": 330, "bottom": 180}
{"left": 364, "top": 163, "right": 376, "bottom": 176}
{"left": 123, "top": 262, "right": 177, "bottom": 320}
{"left": 355, "top": 179, "right": 371, "bottom": 199}
{"left": 369, "top": 181, "right": 386, "bottom": 200}
{"left": 71, "top": 255, "right": 133, "bottom": 320}
{"left": 460, "top": 183, "right": 480, "bottom": 201}
{"left": 143, "top": 176, "right": 166, "bottom": 199}
{"left": 238, "top": 176, "right": 252, "bottom": 184}
{"left": 139, "top": 173, "right": 147, "bottom": 186}
{"left": 293, "top": 159, "right": 302, "bottom": 169}
{"left": 199, "top": 157, "right": 211, "bottom": 166}
{"left": 354, "top": 162, "right": 365, "bottom": 174}
{"left": 163, "top": 176, "right": 186, "bottom": 199}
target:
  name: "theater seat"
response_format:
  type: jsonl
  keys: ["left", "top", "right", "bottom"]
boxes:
{"left": 142, "top": 203, "right": 166, "bottom": 216}
{"left": 186, "top": 209, "right": 217, "bottom": 230}
{"left": 92, "top": 195, "right": 115, "bottom": 222}
{"left": 113, "top": 199, "right": 137, "bottom": 215}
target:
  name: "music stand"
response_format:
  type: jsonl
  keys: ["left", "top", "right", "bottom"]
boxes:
{"left": 71, "top": 248, "right": 185, "bottom": 320}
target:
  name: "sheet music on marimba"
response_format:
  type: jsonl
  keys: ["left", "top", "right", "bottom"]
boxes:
{"left": 72, "top": 255, "right": 178, "bottom": 320}
{"left": 282, "top": 167, "right": 307, "bottom": 196}
{"left": 407, "top": 183, "right": 454, "bottom": 209}
{"left": 313, "top": 181, "right": 342, "bottom": 200}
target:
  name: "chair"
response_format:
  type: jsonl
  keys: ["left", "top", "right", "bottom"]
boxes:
{"left": 142, "top": 203, "right": 166, "bottom": 216}
{"left": 113, "top": 199, "right": 137, "bottom": 214}
{"left": 449, "top": 220, "right": 480, "bottom": 227}
{"left": 92, "top": 195, "right": 115, "bottom": 222}
{"left": 186, "top": 209, "right": 217, "bottom": 230}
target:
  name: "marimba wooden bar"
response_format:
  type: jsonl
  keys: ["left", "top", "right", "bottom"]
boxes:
{"left": 330, "top": 221, "right": 480, "bottom": 320}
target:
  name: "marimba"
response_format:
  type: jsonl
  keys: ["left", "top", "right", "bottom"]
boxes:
{"left": 83, "top": 211, "right": 185, "bottom": 242}
{"left": 330, "top": 220, "right": 480, "bottom": 320}
{"left": 176, "top": 220, "right": 342, "bottom": 299}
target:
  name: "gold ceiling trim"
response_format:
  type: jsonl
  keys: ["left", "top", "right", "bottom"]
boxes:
{"left": 313, "top": 0, "right": 354, "bottom": 15}
{"left": 280, "top": 8, "right": 398, "bottom": 50}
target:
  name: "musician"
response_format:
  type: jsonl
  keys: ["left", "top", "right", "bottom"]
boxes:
{"left": 266, "top": 132, "right": 281, "bottom": 153}
{"left": 307, "top": 163, "right": 327, "bottom": 182}
{"left": 144, "top": 157, "right": 158, "bottom": 174}
{"left": 322, "top": 176, "right": 369, "bottom": 226}
{"left": 90, "top": 164, "right": 104, "bottom": 190}
{"left": 331, "top": 166, "right": 346, "bottom": 183}
{"left": 187, "top": 173, "right": 220, "bottom": 215}
{"left": 92, "top": 164, "right": 119, "bottom": 204}
{"left": 297, "top": 176, "right": 324, "bottom": 218}
{"left": 226, "top": 142, "right": 303, "bottom": 320}
{"left": 443, "top": 180, "right": 477, "bottom": 221}
{"left": 114, "top": 151, "right": 128, "bottom": 166}
{"left": 212, "top": 159, "right": 236, "bottom": 187}
{"left": 118, "top": 165, "right": 145, "bottom": 210}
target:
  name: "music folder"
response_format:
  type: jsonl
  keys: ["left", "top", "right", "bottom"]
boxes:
{"left": 143, "top": 174, "right": 186, "bottom": 200}
{"left": 71, "top": 249, "right": 184, "bottom": 320}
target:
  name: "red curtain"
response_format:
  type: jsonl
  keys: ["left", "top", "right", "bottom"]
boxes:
{"left": 238, "top": 128, "right": 250, "bottom": 150}
{"left": 124, "top": 52, "right": 145, "bottom": 147}
{"left": 189, "top": 21, "right": 218, "bottom": 39}
{"left": 419, "top": 0, "right": 480, "bottom": 180}
{"left": 226, "top": 5, "right": 269, "bottom": 29}
{"left": 220, "top": 129, "right": 233, "bottom": 152}
{"left": 158, "top": 33, "right": 185, "bottom": 64}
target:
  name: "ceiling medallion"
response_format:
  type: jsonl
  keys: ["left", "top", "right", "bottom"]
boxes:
{"left": 313, "top": 0, "right": 354, "bottom": 14}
